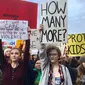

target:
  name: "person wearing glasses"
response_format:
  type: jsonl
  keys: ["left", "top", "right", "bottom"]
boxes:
{"left": 39, "top": 44, "right": 73, "bottom": 85}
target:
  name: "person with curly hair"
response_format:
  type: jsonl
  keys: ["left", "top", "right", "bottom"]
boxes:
{"left": 39, "top": 44, "right": 72, "bottom": 85}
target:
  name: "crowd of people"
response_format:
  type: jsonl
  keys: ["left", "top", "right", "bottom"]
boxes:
{"left": 0, "top": 26, "right": 85, "bottom": 85}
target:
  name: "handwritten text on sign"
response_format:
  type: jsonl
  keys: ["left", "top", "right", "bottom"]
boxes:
{"left": 40, "top": 0, "right": 67, "bottom": 43}
{"left": 0, "top": 20, "right": 28, "bottom": 40}
{"left": 67, "top": 33, "right": 85, "bottom": 56}
{"left": 30, "top": 29, "right": 41, "bottom": 49}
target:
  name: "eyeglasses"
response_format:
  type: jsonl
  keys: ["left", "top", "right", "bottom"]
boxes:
{"left": 36, "top": 63, "right": 40, "bottom": 64}
{"left": 48, "top": 53, "right": 58, "bottom": 57}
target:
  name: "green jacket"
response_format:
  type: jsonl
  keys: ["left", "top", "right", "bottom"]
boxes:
{"left": 33, "top": 68, "right": 41, "bottom": 85}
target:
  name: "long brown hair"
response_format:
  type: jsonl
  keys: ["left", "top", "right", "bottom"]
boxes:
{"left": 76, "top": 64, "right": 85, "bottom": 85}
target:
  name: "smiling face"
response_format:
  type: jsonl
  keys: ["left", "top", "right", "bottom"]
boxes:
{"left": 10, "top": 49, "right": 21, "bottom": 62}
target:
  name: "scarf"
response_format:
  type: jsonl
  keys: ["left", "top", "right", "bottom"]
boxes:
{"left": 48, "top": 64, "right": 64, "bottom": 85}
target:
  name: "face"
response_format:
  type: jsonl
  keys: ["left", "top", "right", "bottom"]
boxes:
{"left": 32, "top": 55, "right": 37, "bottom": 61}
{"left": 10, "top": 49, "right": 20, "bottom": 62}
{"left": 5, "top": 49, "right": 11, "bottom": 57}
{"left": 48, "top": 49, "right": 59, "bottom": 64}
{"left": 35, "top": 60, "right": 41, "bottom": 70}
{"left": 82, "top": 62, "right": 85, "bottom": 68}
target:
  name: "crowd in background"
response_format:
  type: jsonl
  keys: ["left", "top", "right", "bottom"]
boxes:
{"left": 0, "top": 26, "right": 85, "bottom": 85}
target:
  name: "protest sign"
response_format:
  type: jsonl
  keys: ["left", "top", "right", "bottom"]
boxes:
{"left": 67, "top": 33, "right": 85, "bottom": 57}
{"left": 40, "top": 0, "right": 67, "bottom": 43}
{"left": 30, "top": 29, "right": 41, "bottom": 49}
{"left": 2, "top": 40, "right": 15, "bottom": 46}
{"left": 0, "top": 20, "right": 28, "bottom": 40}
{"left": 0, "top": 0, "right": 38, "bottom": 28}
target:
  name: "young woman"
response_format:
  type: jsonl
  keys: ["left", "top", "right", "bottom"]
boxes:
{"left": 76, "top": 56, "right": 85, "bottom": 85}
{"left": 0, "top": 38, "right": 31, "bottom": 85}
{"left": 39, "top": 44, "right": 72, "bottom": 85}
{"left": 2, "top": 47, "right": 29, "bottom": 85}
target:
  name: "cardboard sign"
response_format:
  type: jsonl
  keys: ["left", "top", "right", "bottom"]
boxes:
{"left": 30, "top": 29, "right": 41, "bottom": 49}
{"left": 0, "top": 20, "right": 28, "bottom": 40}
{"left": 40, "top": 0, "right": 67, "bottom": 43}
{"left": 67, "top": 33, "right": 85, "bottom": 56}
{"left": 0, "top": 0, "right": 38, "bottom": 28}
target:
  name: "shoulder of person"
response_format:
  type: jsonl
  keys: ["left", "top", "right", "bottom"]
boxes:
{"left": 61, "top": 64, "right": 68, "bottom": 71}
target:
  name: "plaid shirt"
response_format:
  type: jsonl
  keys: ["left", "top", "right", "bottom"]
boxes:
{"left": 48, "top": 65, "right": 64, "bottom": 85}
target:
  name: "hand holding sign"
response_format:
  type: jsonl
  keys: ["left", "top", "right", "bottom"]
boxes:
{"left": 39, "top": 24, "right": 44, "bottom": 32}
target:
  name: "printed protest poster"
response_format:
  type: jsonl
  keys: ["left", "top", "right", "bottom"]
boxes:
{"left": 2, "top": 39, "right": 15, "bottom": 50}
{"left": 40, "top": 0, "right": 67, "bottom": 43}
{"left": 0, "top": 20, "right": 28, "bottom": 40}
{"left": 67, "top": 33, "right": 85, "bottom": 57}
{"left": 30, "top": 29, "right": 41, "bottom": 49}
{"left": 0, "top": 0, "right": 38, "bottom": 28}
{"left": 2, "top": 40, "right": 15, "bottom": 46}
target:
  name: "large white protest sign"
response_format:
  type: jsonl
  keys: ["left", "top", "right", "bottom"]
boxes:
{"left": 40, "top": 0, "right": 67, "bottom": 43}
{"left": 0, "top": 20, "right": 28, "bottom": 40}
{"left": 30, "top": 29, "right": 41, "bottom": 49}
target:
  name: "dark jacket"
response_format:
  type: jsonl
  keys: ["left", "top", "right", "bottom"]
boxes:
{"left": 64, "top": 61, "right": 77, "bottom": 85}
{"left": 0, "top": 39, "right": 33, "bottom": 85}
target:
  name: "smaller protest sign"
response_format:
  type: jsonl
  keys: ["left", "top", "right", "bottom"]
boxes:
{"left": 30, "top": 29, "right": 41, "bottom": 49}
{"left": 0, "top": 20, "right": 28, "bottom": 40}
{"left": 67, "top": 33, "right": 85, "bottom": 57}
{"left": 2, "top": 39, "right": 15, "bottom": 46}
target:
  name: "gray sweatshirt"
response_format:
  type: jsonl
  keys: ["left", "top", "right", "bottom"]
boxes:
{"left": 39, "top": 49, "right": 73, "bottom": 85}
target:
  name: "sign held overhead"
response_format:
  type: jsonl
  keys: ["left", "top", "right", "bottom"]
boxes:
{"left": 40, "top": 0, "right": 68, "bottom": 43}
{"left": 0, "top": 20, "right": 28, "bottom": 40}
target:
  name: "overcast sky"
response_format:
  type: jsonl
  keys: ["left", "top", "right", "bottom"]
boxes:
{"left": 25, "top": 0, "right": 85, "bottom": 34}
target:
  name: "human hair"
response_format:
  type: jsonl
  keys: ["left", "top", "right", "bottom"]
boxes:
{"left": 46, "top": 44, "right": 61, "bottom": 58}
{"left": 76, "top": 64, "right": 85, "bottom": 85}
{"left": 11, "top": 47, "right": 22, "bottom": 56}
{"left": 9, "top": 47, "right": 23, "bottom": 63}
